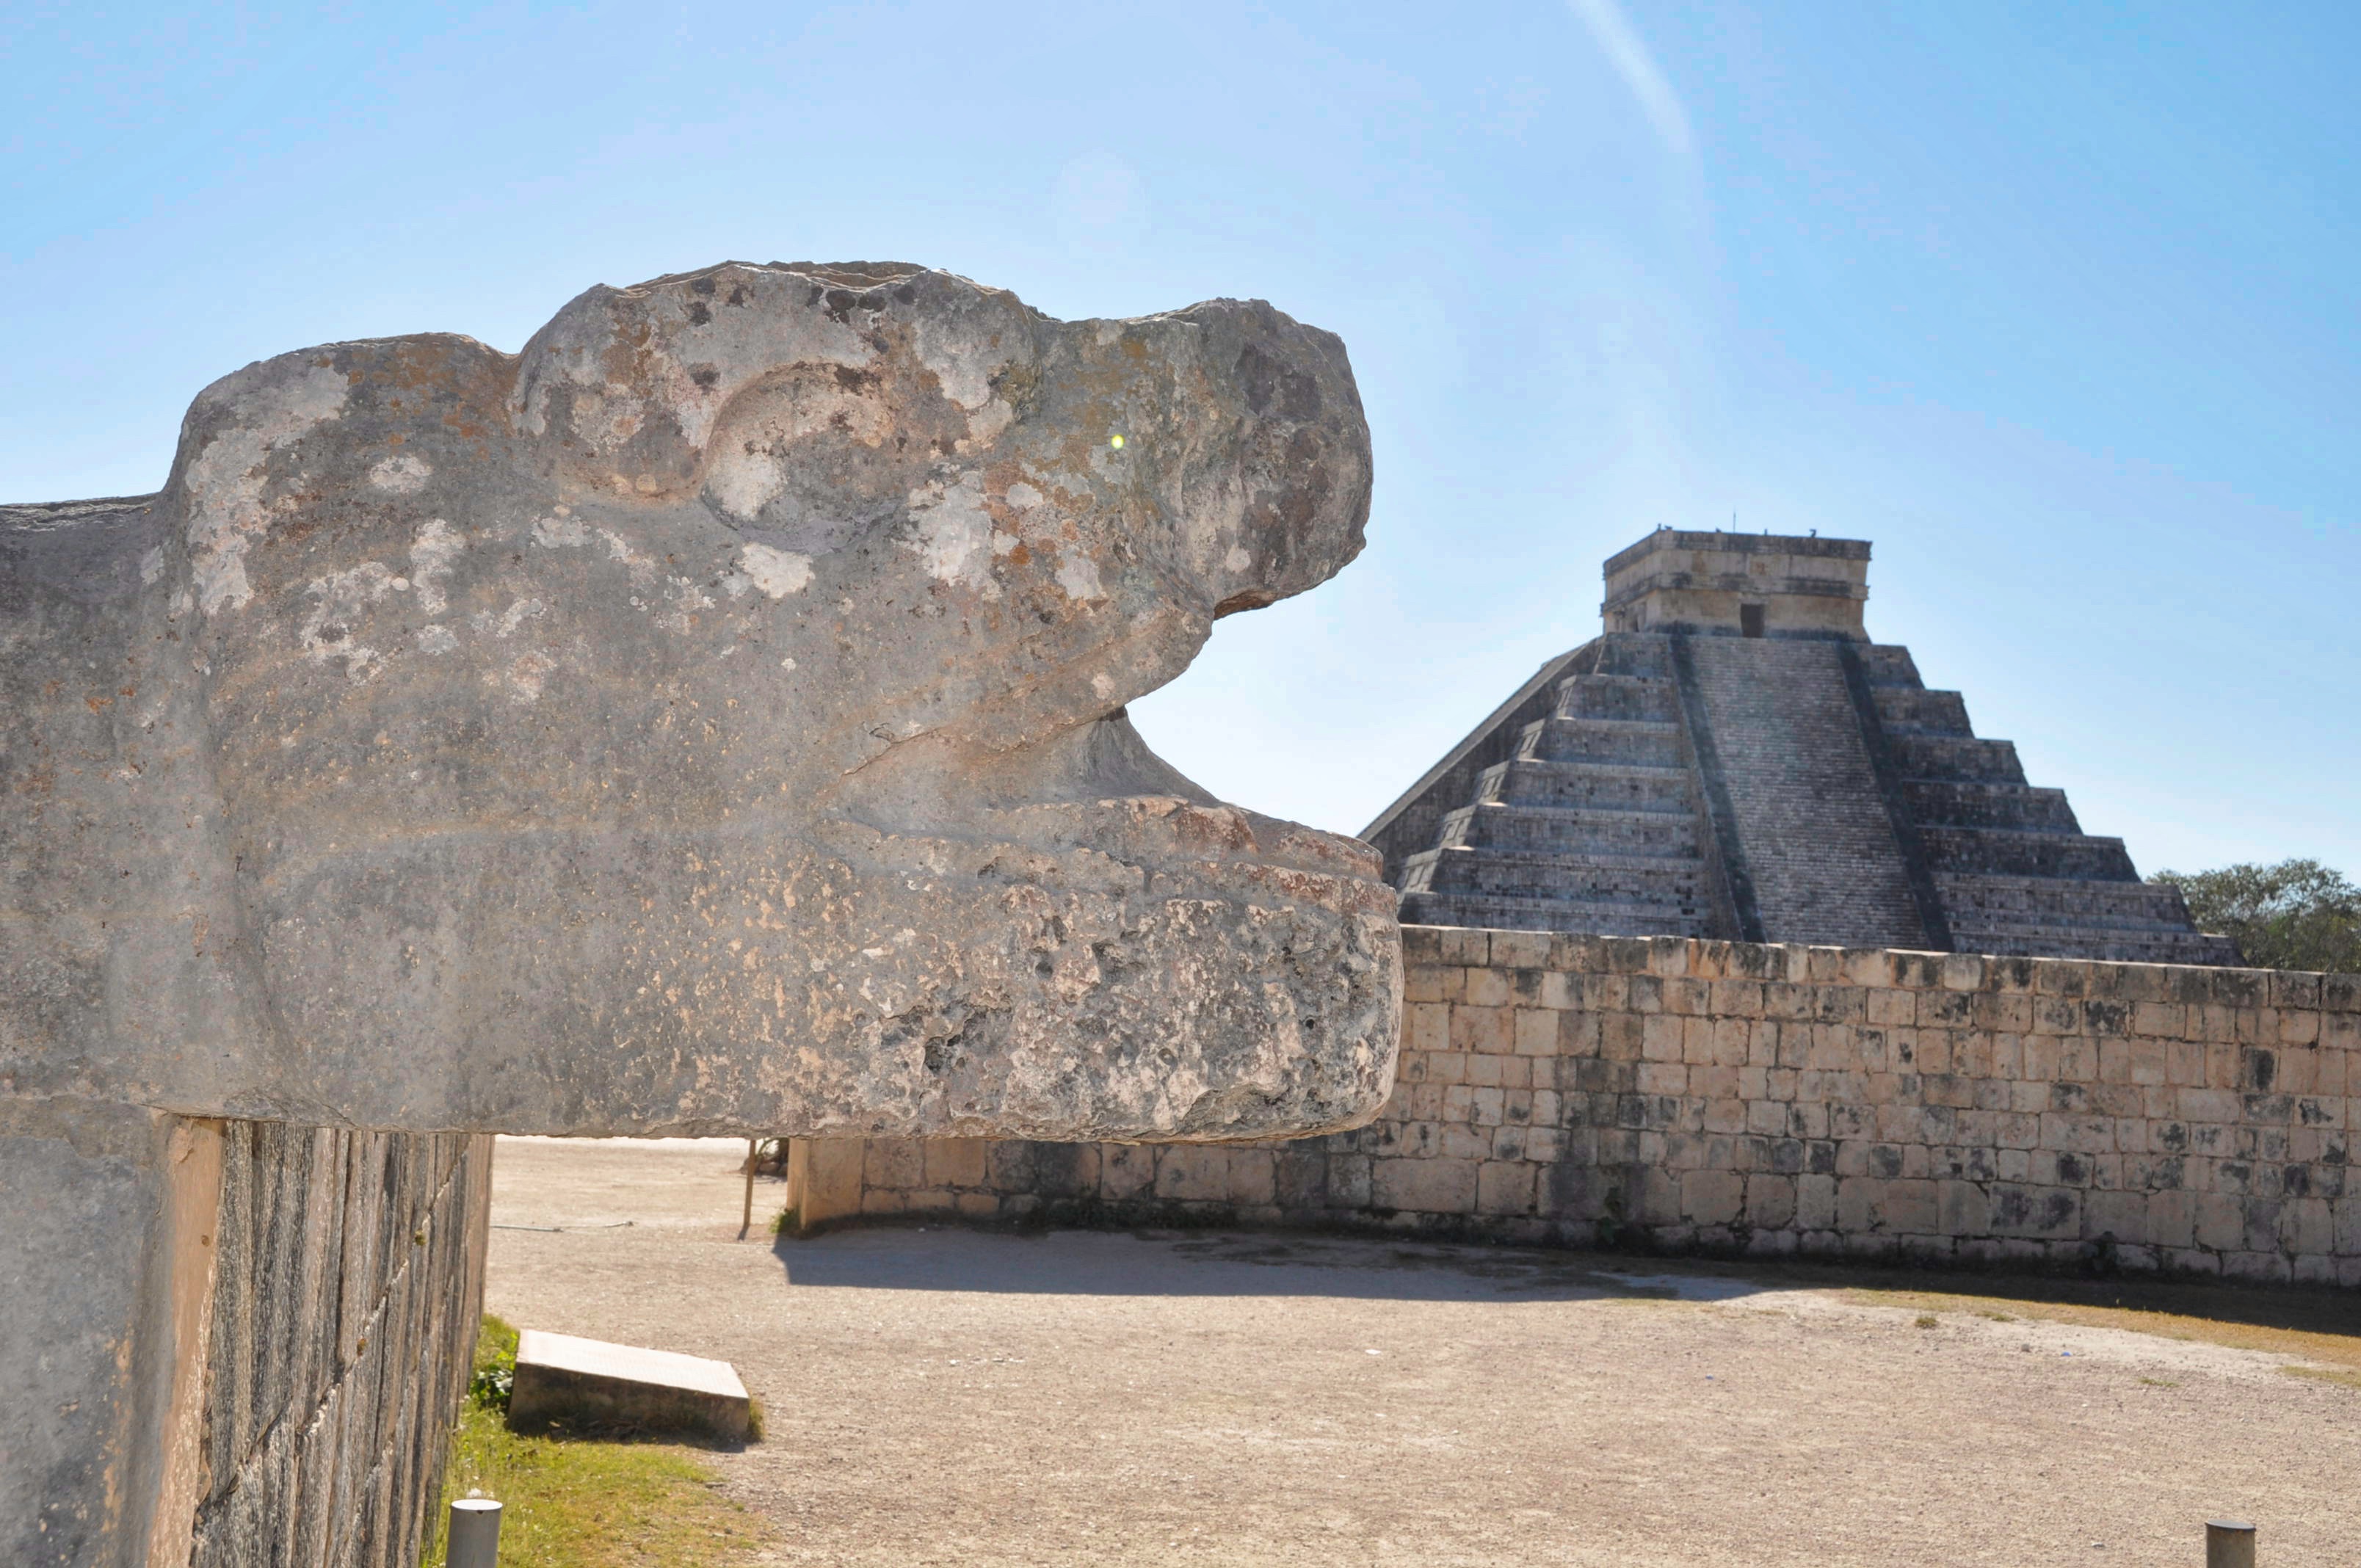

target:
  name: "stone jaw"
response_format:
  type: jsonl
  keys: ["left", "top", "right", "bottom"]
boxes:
{"left": 0, "top": 262, "right": 1398, "bottom": 1139}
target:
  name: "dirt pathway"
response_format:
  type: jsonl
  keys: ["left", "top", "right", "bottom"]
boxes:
{"left": 486, "top": 1137, "right": 2359, "bottom": 1566}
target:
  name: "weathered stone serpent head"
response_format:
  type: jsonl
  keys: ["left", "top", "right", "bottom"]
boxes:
{"left": 1, "top": 262, "right": 1400, "bottom": 1138}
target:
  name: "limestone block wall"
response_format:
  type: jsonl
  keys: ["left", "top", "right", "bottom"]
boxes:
{"left": 186, "top": 1126, "right": 493, "bottom": 1568}
{"left": 786, "top": 928, "right": 2359, "bottom": 1285}
{"left": 0, "top": 1107, "right": 490, "bottom": 1568}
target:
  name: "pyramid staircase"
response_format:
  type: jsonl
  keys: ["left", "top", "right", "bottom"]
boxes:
{"left": 1396, "top": 636, "right": 1718, "bottom": 937}
{"left": 1854, "top": 646, "right": 2239, "bottom": 965}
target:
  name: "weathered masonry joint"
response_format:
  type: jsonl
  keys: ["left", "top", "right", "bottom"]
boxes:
{"left": 794, "top": 927, "right": 2360, "bottom": 1287}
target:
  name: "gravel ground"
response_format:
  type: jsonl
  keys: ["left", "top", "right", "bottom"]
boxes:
{"left": 485, "top": 1136, "right": 2359, "bottom": 1567}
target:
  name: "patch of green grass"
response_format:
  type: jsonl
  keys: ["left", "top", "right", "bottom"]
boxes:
{"left": 2277, "top": 1364, "right": 2361, "bottom": 1392}
{"left": 469, "top": 1315, "right": 518, "bottom": 1411}
{"left": 424, "top": 1316, "right": 768, "bottom": 1568}
{"left": 1914, "top": 1314, "right": 1940, "bottom": 1329}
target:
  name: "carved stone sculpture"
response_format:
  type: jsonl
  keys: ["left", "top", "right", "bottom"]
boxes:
{"left": 0, "top": 263, "right": 1398, "bottom": 1564}
{"left": 2, "top": 261, "right": 1399, "bottom": 1140}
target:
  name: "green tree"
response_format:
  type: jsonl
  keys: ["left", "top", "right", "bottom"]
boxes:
{"left": 2150, "top": 859, "right": 2361, "bottom": 974}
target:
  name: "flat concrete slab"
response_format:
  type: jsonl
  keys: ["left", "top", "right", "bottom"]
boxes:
{"left": 509, "top": 1329, "right": 752, "bottom": 1442}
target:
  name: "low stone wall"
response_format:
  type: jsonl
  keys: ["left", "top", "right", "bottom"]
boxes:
{"left": 786, "top": 927, "right": 2359, "bottom": 1285}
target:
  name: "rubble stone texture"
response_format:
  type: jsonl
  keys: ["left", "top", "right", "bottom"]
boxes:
{"left": 1363, "top": 529, "right": 2237, "bottom": 965}
{"left": 0, "top": 263, "right": 1397, "bottom": 1565}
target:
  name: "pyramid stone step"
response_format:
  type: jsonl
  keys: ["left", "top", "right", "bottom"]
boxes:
{"left": 1552, "top": 672, "right": 1680, "bottom": 723}
{"left": 1516, "top": 716, "right": 1685, "bottom": 768}
{"left": 1439, "top": 802, "right": 1703, "bottom": 860}
{"left": 1855, "top": 644, "right": 1923, "bottom": 687}
{"left": 1401, "top": 846, "right": 1707, "bottom": 904}
{"left": 1889, "top": 734, "right": 2028, "bottom": 784}
{"left": 1932, "top": 871, "right": 2208, "bottom": 929}
{"left": 1592, "top": 633, "right": 1676, "bottom": 678}
{"left": 1943, "top": 919, "right": 2245, "bottom": 966}
{"left": 1399, "top": 890, "right": 1712, "bottom": 938}
{"left": 1902, "top": 780, "right": 2080, "bottom": 832}
{"left": 1873, "top": 687, "right": 1972, "bottom": 736}
{"left": 1919, "top": 827, "right": 2136, "bottom": 880}
{"left": 1477, "top": 758, "right": 1694, "bottom": 814}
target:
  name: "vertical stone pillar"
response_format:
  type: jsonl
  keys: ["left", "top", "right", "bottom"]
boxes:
{"left": 783, "top": 1139, "right": 868, "bottom": 1235}
{"left": 0, "top": 1100, "right": 222, "bottom": 1567}
{"left": 0, "top": 1108, "right": 492, "bottom": 1568}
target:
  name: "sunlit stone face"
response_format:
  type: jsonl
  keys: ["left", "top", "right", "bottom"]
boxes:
{"left": 1, "top": 262, "right": 1399, "bottom": 1139}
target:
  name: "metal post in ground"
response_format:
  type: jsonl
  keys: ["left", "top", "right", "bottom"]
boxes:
{"left": 448, "top": 1496, "right": 503, "bottom": 1568}
{"left": 741, "top": 1137, "right": 758, "bottom": 1238}
{"left": 2206, "top": 1519, "right": 2255, "bottom": 1568}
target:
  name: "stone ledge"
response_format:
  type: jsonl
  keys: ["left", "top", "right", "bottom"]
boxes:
{"left": 509, "top": 1331, "right": 752, "bottom": 1444}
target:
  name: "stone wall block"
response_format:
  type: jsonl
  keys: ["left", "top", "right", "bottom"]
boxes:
{"left": 1227, "top": 1150, "right": 1277, "bottom": 1207}
{"left": 2270, "top": 971, "right": 2326, "bottom": 1011}
{"left": 1741, "top": 1174, "right": 1794, "bottom": 1229}
{"left": 1453, "top": 1005, "right": 1515, "bottom": 1056}
{"left": 1405, "top": 1001, "right": 1451, "bottom": 1054}
{"left": 1399, "top": 926, "right": 1449, "bottom": 965}
{"left": 2036, "top": 962, "right": 2095, "bottom": 999}
{"left": 864, "top": 1138, "right": 924, "bottom": 1192}
{"left": 2282, "top": 1197, "right": 2335, "bottom": 1257}
{"left": 1545, "top": 934, "right": 1603, "bottom": 980}
{"left": 1464, "top": 968, "right": 1513, "bottom": 1008}
{"left": 1372, "top": 1156, "right": 1477, "bottom": 1213}
{"left": 1551, "top": 1012, "right": 1600, "bottom": 1060}
{"left": 1490, "top": 931, "right": 1552, "bottom": 971}
{"left": 925, "top": 1138, "right": 989, "bottom": 1190}
{"left": 1439, "top": 929, "right": 1493, "bottom": 968}
{"left": 1154, "top": 1147, "right": 1231, "bottom": 1202}
{"left": 1100, "top": 1144, "right": 1157, "bottom": 1201}
{"left": 1680, "top": 1170, "right": 1744, "bottom": 1227}
{"left": 1477, "top": 1161, "right": 1538, "bottom": 1216}
{"left": 1940, "top": 955, "right": 1985, "bottom": 992}
{"left": 1796, "top": 1172, "right": 1838, "bottom": 1230}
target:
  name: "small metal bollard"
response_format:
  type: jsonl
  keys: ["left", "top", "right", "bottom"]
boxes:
{"left": 447, "top": 1495, "right": 503, "bottom": 1568}
{"left": 2206, "top": 1519, "right": 2255, "bottom": 1568}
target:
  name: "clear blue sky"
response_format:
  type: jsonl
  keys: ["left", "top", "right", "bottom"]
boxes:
{"left": 8, "top": 2, "right": 2354, "bottom": 876}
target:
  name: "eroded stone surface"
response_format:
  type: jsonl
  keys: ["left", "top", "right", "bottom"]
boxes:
{"left": 0, "top": 262, "right": 1398, "bottom": 1139}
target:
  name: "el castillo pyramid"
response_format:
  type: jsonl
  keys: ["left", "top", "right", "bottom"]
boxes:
{"left": 1364, "top": 529, "right": 2237, "bottom": 963}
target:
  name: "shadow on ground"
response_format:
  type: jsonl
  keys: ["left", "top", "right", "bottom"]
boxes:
{"left": 772, "top": 1222, "right": 2361, "bottom": 1341}
{"left": 770, "top": 1224, "right": 1774, "bottom": 1302}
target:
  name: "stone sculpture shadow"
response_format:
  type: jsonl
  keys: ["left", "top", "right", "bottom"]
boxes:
{"left": 768, "top": 1224, "right": 1764, "bottom": 1304}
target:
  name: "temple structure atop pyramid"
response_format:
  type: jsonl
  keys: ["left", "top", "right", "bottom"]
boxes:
{"left": 1364, "top": 529, "right": 2238, "bottom": 964}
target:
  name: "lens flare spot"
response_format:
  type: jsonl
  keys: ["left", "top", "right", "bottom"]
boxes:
{"left": 1109, "top": 434, "right": 1125, "bottom": 449}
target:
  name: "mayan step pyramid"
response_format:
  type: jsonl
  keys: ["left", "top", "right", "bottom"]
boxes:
{"left": 1365, "top": 529, "right": 2239, "bottom": 964}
